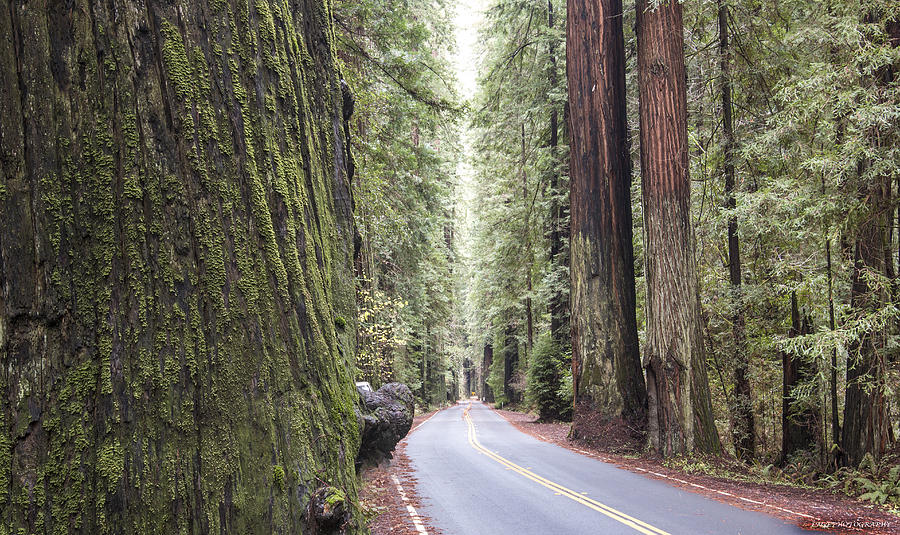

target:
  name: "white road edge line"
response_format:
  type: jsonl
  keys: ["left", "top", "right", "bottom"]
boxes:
{"left": 391, "top": 475, "right": 428, "bottom": 535}
{"left": 630, "top": 467, "right": 818, "bottom": 521}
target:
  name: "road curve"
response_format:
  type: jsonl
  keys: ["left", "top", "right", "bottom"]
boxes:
{"left": 404, "top": 401, "right": 820, "bottom": 535}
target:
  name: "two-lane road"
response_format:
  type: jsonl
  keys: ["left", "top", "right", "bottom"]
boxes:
{"left": 405, "top": 401, "right": 821, "bottom": 534}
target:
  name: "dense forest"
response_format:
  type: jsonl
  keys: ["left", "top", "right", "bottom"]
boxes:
{"left": 339, "top": 0, "right": 900, "bottom": 483}
{"left": 457, "top": 0, "right": 900, "bottom": 476}
{"left": 1, "top": 0, "right": 899, "bottom": 532}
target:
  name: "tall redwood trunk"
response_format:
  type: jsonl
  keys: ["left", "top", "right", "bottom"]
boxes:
{"left": 567, "top": 0, "right": 647, "bottom": 431}
{"left": 522, "top": 124, "right": 534, "bottom": 359}
{"left": 503, "top": 323, "right": 519, "bottom": 404}
{"left": 636, "top": 0, "right": 721, "bottom": 455}
{"left": 718, "top": 0, "right": 754, "bottom": 460}
{"left": 842, "top": 174, "right": 893, "bottom": 466}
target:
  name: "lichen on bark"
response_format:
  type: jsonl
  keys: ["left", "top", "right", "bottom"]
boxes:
{"left": 0, "top": 0, "right": 361, "bottom": 533}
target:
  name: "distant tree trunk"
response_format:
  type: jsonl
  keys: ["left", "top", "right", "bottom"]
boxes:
{"left": 823, "top": 149, "right": 840, "bottom": 453}
{"left": 503, "top": 324, "right": 520, "bottom": 403}
{"left": 522, "top": 124, "right": 534, "bottom": 360}
{"left": 567, "top": 0, "right": 647, "bottom": 432}
{"left": 826, "top": 236, "right": 840, "bottom": 445}
{"left": 548, "top": 0, "right": 569, "bottom": 348}
{"left": 421, "top": 336, "right": 429, "bottom": 404}
{"left": 483, "top": 343, "right": 495, "bottom": 403}
{"left": 782, "top": 292, "right": 819, "bottom": 461}
{"left": 636, "top": 0, "right": 721, "bottom": 455}
{"left": 718, "top": 0, "right": 754, "bottom": 461}
{"left": 0, "top": 0, "right": 360, "bottom": 531}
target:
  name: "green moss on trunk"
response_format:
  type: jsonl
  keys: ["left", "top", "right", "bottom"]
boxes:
{"left": 0, "top": 0, "right": 360, "bottom": 532}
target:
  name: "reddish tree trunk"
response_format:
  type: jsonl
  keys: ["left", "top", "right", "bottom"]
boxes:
{"left": 842, "top": 175, "right": 893, "bottom": 466}
{"left": 483, "top": 343, "right": 495, "bottom": 403}
{"left": 841, "top": 11, "right": 899, "bottom": 467}
{"left": 636, "top": 0, "right": 721, "bottom": 455}
{"left": 567, "top": 0, "right": 647, "bottom": 431}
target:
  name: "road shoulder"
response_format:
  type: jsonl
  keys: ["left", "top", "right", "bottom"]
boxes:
{"left": 360, "top": 408, "right": 443, "bottom": 535}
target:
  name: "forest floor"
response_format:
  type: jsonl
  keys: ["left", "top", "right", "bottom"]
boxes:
{"left": 495, "top": 408, "right": 900, "bottom": 535}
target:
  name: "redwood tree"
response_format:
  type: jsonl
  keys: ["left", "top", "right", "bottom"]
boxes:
{"left": 0, "top": 0, "right": 361, "bottom": 530}
{"left": 483, "top": 343, "right": 495, "bottom": 403}
{"left": 636, "top": 0, "right": 721, "bottom": 455}
{"left": 842, "top": 175, "right": 893, "bottom": 466}
{"left": 840, "top": 10, "right": 898, "bottom": 467}
{"left": 567, "top": 0, "right": 647, "bottom": 432}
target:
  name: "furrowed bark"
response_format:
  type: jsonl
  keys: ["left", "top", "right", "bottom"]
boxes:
{"left": 636, "top": 0, "right": 721, "bottom": 456}
{"left": 567, "top": 0, "right": 647, "bottom": 431}
{"left": 0, "top": 0, "right": 361, "bottom": 531}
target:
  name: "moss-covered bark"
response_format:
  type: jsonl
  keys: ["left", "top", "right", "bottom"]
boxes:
{"left": 0, "top": 0, "right": 360, "bottom": 532}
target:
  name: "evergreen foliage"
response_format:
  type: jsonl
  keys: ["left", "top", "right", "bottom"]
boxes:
{"left": 464, "top": 0, "right": 569, "bottom": 414}
{"left": 527, "top": 334, "right": 573, "bottom": 421}
{"left": 335, "top": 0, "right": 464, "bottom": 407}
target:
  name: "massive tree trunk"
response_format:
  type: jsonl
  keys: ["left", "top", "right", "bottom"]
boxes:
{"left": 567, "top": 0, "right": 647, "bottom": 433}
{"left": 636, "top": 0, "right": 721, "bottom": 456}
{"left": 718, "top": 0, "right": 754, "bottom": 461}
{"left": 782, "top": 292, "right": 820, "bottom": 461}
{"left": 0, "top": 0, "right": 361, "bottom": 532}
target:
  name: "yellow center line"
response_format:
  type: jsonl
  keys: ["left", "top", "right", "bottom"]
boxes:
{"left": 465, "top": 411, "right": 671, "bottom": 535}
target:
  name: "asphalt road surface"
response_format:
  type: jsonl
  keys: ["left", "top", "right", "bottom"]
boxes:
{"left": 405, "top": 401, "right": 822, "bottom": 535}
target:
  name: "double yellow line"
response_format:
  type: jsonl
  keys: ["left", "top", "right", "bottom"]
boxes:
{"left": 464, "top": 408, "right": 671, "bottom": 535}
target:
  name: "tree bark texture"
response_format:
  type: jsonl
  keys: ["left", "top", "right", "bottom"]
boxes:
{"left": 782, "top": 292, "right": 819, "bottom": 461}
{"left": 636, "top": 0, "right": 721, "bottom": 455}
{"left": 567, "top": 0, "right": 647, "bottom": 428}
{"left": 718, "top": 0, "right": 754, "bottom": 460}
{"left": 0, "top": 0, "right": 360, "bottom": 532}
{"left": 840, "top": 13, "right": 899, "bottom": 467}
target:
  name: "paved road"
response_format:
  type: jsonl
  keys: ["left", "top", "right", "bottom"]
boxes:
{"left": 405, "top": 401, "right": 821, "bottom": 535}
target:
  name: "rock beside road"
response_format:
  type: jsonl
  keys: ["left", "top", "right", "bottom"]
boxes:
{"left": 356, "top": 383, "right": 415, "bottom": 467}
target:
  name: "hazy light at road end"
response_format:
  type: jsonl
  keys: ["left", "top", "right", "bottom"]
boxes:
{"left": 453, "top": 0, "right": 487, "bottom": 102}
